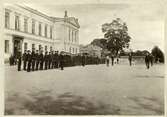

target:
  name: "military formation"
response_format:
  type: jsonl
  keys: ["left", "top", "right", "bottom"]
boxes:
{"left": 10, "top": 49, "right": 104, "bottom": 72}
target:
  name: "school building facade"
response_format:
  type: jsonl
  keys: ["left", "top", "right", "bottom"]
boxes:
{"left": 4, "top": 4, "right": 80, "bottom": 61}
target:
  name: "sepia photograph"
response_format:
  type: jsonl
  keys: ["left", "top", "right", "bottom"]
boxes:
{"left": 3, "top": 0, "right": 165, "bottom": 115}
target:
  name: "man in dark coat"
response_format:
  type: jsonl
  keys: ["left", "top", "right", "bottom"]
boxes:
{"left": 31, "top": 50, "right": 36, "bottom": 71}
{"left": 35, "top": 50, "right": 39, "bottom": 70}
{"left": 39, "top": 50, "right": 44, "bottom": 70}
{"left": 48, "top": 52, "right": 52, "bottom": 69}
{"left": 145, "top": 53, "right": 150, "bottom": 69}
{"left": 17, "top": 49, "right": 22, "bottom": 71}
{"left": 22, "top": 50, "right": 28, "bottom": 70}
{"left": 128, "top": 53, "right": 132, "bottom": 66}
{"left": 59, "top": 52, "right": 64, "bottom": 70}
{"left": 54, "top": 51, "right": 59, "bottom": 68}
{"left": 51, "top": 51, "right": 55, "bottom": 69}
{"left": 149, "top": 53, "right": 154, "bottom": 66}
{"left": 27, "top": 50, "right": 32, "bottom": 72}
{"left": 44, "top": 51, "right": 48, "bottom": 70}
{"left": 110, "top": 54, "right": 114, "bottom": 66}
{"left": 81, "top": 54, "right": 86, "bottom": 67}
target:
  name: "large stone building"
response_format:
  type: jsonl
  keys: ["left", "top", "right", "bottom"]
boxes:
{"left": 4, "top": 4, "right": 80, "bottom": 61}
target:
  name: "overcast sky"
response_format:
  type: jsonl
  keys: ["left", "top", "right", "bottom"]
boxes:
{"left": 20, "top": 0, "right": 164, "bottom": 52}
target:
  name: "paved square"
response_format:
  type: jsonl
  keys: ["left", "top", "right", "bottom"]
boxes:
{"left": 5, "top": 63, "right": 164, "bottom": 115}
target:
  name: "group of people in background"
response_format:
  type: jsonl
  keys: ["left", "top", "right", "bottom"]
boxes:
{"left": 105, "top": 52, "right": 154, "bottom": 69}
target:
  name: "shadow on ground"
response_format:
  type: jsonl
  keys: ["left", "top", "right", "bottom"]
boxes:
{"left": 5, "top": 91, "right": 120, "bottom": 115}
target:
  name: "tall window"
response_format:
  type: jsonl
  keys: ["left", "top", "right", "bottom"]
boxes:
{"left": 32, "top": 44, "right": 35, "bottom": 51}
{"left": 76, "top": 48, "right": 77, "bottom": 54}
{"left": 45, "top": 46, "right": 47, "bottom": 51}
{"left": 15, "top": 15, "right": 20, "bottom": 30}
{"left": 73, "top": 48, "right": 74, "bottom": 54}
{"left": 39, "top": 23, "right": 42, "bottom": 36}
{"left": 50, "top": 26, "right": 52, "bottom": 39}
{"left": 45, "top": 25, "right": 47, "bottom": 37}
{"left": 32, "top": 20, "right": 35, "bottom": 34}
{"left": 5, "top": 11, "right": 10, "bottom": 28}
{"left": 5, "top": 40, "right": 9, "bottom": 53}
{"left": 24, "top": 18, "right": 28, "bottom": 32}
{"left": 39, "top": 45, "right": 41, "bottom": 51}
{"left": 24, "top": 43, "right": 28, "bottom": 51}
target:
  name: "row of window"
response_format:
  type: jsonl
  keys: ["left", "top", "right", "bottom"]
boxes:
{"left": 68, "top": 28, "right": 77, "bottom": 43}
{"left": 24, "top": 43, "right": 53, "bottom": 52}
{"left": 69, "top": 47, "right": 78, "bottom": 54}
{"left": 5, "top": 10, "right": 53, "bottom": 39}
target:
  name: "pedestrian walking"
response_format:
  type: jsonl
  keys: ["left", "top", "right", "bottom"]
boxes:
{"left": 128, "top": 53, "right": 132, "bottom": 66}
{"left": 22, "top": 50, "right": 28, "bottom": 70}
{"left": 145, "top": 53, "right": 150, "bottom": 69}
{"left": 27, "top": 50, "right": 32, "bottom": 72}
{"left": 106, "top": 55, "right": 110, "bottom": 67}
{"left": 17, "top": 49, "right": 22, "bottom": 71}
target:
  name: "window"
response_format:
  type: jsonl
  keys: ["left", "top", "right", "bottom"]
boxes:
{"left": 5, "top": 11, "right": 10, "bottom": 28}
{"left": 50, "top": 46, "right": 52, "bottom": 51}
{"left": 73, "top": 48, "right": 74, "bottom": 53}
{"left": 39, "top": 45, "right": 41, "bottom": 51}
{"left": 75, "top": 31, "right": 77, "bottom": 42}
{"left": 50, "top": 26, "right": 52, "bottom": 39}
{"left": 32, "top": 44, "right": 35, "bottom": 51}
{"left": 45, "top": 25, "right": 47, "bottom": 37}
{"left": 45, "top": 46, "right": 47, "bottom": 51}
{"left": 32, "top": 20, "right": 35, "bottom": 34}
{"left": 76, "top": 48, "right": 77, "bottom": 54}
{"left": 15, "top": 15, "right": 20, "bottom": 30}
{"left": 24, "top": 43, "right": 27, "bottom": 51}
{"left": 5, "top": 40, "right": 9, "bottom": 53}
{"left": 39, "top": 23, "right": 42, "bottom": 36}
{"left": 24, "top": 18, "right": 28, "bottom": 32}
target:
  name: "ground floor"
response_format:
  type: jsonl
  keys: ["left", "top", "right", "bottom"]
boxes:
{"left": 5, "top": 63, "right": 164, "bottom": 115}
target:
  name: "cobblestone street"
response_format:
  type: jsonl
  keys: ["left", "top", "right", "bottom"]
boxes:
{"left": 5, "top": 63, "right": 164, "bottom": 115}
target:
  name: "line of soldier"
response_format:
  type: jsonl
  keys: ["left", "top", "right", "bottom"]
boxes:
{"left": 17, "top": 49, "right": 65, "bottom": 72}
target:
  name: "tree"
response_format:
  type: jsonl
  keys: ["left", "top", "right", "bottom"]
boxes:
{"left": 90, "top": 38, "right": 107, "bottom": 49}
{"left": 102, "top": 18, "right": 131, "bottom": 55}
{"left": 151, "top": 46, "right": 164, "bottom": 63}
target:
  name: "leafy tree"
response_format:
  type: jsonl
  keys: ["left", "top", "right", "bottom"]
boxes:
{"left": 90, "top": 38, "right": 107, "bottom": 49}
{"left": 102, "top": 18, "right": 131, "bottom": 55}
{"left": 151, "top": 46, "right": 164, "bottom": 63}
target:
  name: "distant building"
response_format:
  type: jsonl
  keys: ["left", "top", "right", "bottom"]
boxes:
{"left": 4, "top": 4, "right": 80, "bottom": 61}
{"left": 80, "top": 44, "right": 102, "bottom": 58}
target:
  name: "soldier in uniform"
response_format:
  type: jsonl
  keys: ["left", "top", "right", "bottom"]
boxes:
{"left": 35, "top": 50, "right": 39, "bottom": 70}
{"left": 51, "top": 51, "right": 55, "bottom": 69}
{"left": 39, "top": 50, "right": 44, "bottom": 70}
{"left": 17, "top": 48, "right": 22, "bottom": 71}
{"left": 27, "top": 50, "right": 32, "bottom": 72}
{"left": 44, "top": 51, "right": 48, "bottom": 70}
{"left": 48, "top": 52, "right": 52, "bottom": 69}
{"left": 31, "top": 49, "right": 36, "bottom": 71}
{"left": 59, "top": 52, "right": 64, "bottom": 70}
{"left": 128, "top": 53, "right": 132, "bottom": 66}
{"left": 111, "top": 54, "right": 114, "bottom": 66}
{"left": 22, "top": 50, "right": 28, "bottom": 70}
{"left": 54, "top": 51, "right": 59, "bottom": 68}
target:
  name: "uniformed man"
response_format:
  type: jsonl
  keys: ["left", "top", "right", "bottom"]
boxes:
{"left": 59, "top": 52, "right": 64, "bottom": 70}
{"left": 51, "top": 51, "right": 55, "bottom": 69}
{"left": 31, "top": 49, "right": 36, "bottom": 71}
{"left": 44, "top": 51, "right": 48, "bottom": 70}
{"left": 81, "top": 54, "right": 86, "bottom": 67}
{"left": 35, "top": 50, "right": 39, "bottom": 70}
{"left": 17, "top": 49, "right": 22, "bottom": 71}
{"left": 54, "top": 51, "right": 59, "bottom": 68}
{"left": 145, "top": 53, "right": 150, "bottom": 69}
{"left": 27, "top": 50, "right": 32, "bottom": 72}
{"left": 39, "top": 50, "right": 44, "bottom": 70}
{"left": 111, "top": 54, "right": 114, "bottom": 66}
{"left": 48, "top": 52, "right": 52, "bottom": 69}
{"left": 128, "top": 53, "right": 132, "bottom": 66}
{"left": 22, "top": 50, "right": 28, "bottom": 70}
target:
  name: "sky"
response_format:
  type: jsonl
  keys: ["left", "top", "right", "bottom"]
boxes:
{"left": 17, "top": 0, "right": 164, "bottom": 52}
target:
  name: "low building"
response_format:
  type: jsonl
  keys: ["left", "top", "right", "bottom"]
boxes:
{"left": 80, "top": 44, "right": 102, "bottom": 58}
{"left": 4, "top": 4, "right": 80, "bottom": 62}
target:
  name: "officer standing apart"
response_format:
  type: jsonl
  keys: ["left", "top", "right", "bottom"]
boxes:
{"left": 145, "top": 53, "right": 150, "bottom": 69}
{"left": 17, "top": 48, "right": 22, "bottom": 71}
{"left": 128, "top": 52, "right": 132, "bottom": 66}
{"left": 23, "top": 50, "right": 28, "bottom": 70}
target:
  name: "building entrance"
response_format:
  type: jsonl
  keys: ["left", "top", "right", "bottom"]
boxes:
{"left": 13, "top": 36, "right": 23, "bottom": 58}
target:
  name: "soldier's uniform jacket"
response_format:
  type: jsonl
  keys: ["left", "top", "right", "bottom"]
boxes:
{"left": 39, "top": 53, "right": 44, "bottom": 62}
{"left": 22, "top": 52, "right": 27, "bottom": 61}
{"left": 31, "top": 51, "right": 36, "bottom": 61}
